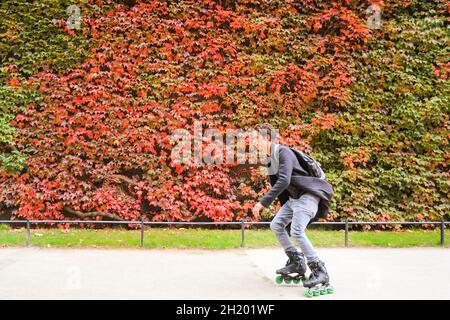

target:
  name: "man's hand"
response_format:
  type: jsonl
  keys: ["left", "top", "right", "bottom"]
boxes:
{"left": 252, "top": 202, "right": 264, "bottom": 218}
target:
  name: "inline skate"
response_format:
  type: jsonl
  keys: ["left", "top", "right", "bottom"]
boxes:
{"left": 303, "top": 260, "right": 334, "bottom": 297}
{"left": 274, "top": 250, "right": 307, "bottom": 285}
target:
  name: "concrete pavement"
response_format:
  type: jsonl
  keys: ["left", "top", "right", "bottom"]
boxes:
{"left": 0, "top": 247, "right": 449, "bottom": 299}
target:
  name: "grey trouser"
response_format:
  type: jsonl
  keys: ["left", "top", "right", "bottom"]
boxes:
{"left": 270, "top": 193, "right": 320, "bottom": 263}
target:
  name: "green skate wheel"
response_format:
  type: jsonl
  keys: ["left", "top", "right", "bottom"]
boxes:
{"left": 275, "top": 275, "right": 283, "bottom": 284}
{"left": 293, "top": 279, "right": 301, "bottom": 284}
{"left": 313, "top": 288, "right": 320, "bottom": 296}
{"left": 284, "top": 278, "right": 292, "bottom": 284}
{"left": 320, "top": 286, "right": 328, "bottom": 295}
{"left": 305, "top": 288, "right": 313, "bottom": 298}
{"left": 327, "top": 287, "right": 334, "bottom": 294}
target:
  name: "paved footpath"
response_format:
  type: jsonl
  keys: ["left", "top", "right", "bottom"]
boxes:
{"left": 0, "top": 247, "right": 449, "bottom": 299}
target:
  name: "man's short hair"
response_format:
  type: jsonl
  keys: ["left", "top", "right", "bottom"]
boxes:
{"left": 254, "top": 123, "right": 280, "bottom": 142}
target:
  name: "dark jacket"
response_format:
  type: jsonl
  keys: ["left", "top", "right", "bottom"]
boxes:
{"left": 260, "top": 144, "right": 333, "bottom": 220}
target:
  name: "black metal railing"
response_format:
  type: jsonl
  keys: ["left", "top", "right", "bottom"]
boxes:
{"left": 0, "top": 219, "right": 448, "bottom": 248}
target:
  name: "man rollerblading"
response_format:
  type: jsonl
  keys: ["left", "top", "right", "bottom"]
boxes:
{"left": 251, "top": 123, "right": 334, "bottom": 297}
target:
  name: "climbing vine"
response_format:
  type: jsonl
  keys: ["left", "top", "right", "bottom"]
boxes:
{"left": 0, "top": 0, "right": 448, "bottom": 224}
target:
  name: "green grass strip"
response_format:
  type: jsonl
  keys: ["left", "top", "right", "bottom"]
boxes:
{"left": 0, "top": 226, "right": 449, "bottom": 249}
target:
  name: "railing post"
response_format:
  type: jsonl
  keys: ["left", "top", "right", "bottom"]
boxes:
{"left": 440, "top": 220, "right": 445, "bottom": 246}
{"left": 140, "top": 217, "right": 145, "bottom": 248}
{"left": 26, "top": 219, "right": 30, "bottom": 247}
{"left": 241, "top": 220, "right": 245, "bottom": 248}
{"left": 345, "top": 219, "right": 349, "bottom": 247}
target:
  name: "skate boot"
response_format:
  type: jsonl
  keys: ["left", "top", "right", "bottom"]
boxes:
{"left": 303, "top": 260, "right": 334, "bottom": 297}
{"left": 274, "top": 250, "right": 307, "bottom": 285}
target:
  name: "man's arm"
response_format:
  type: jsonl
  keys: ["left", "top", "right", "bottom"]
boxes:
{"left": 259, "top": 147, "right": 294, "bottom": 208}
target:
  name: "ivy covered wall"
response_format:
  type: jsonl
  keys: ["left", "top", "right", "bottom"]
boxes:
{"left": 0, "top": 0, "right": 448, "bottom": 224}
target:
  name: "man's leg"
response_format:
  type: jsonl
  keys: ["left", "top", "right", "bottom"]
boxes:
{"left": 290, "top": 193, "right": 320, "bottom": 263}
{"left": 270, "top": 200, "right": 297, "bottom": 252}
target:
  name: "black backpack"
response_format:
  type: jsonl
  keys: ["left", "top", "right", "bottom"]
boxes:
{"left": 289, "top": 147, "right": 325, "bottom": 179}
